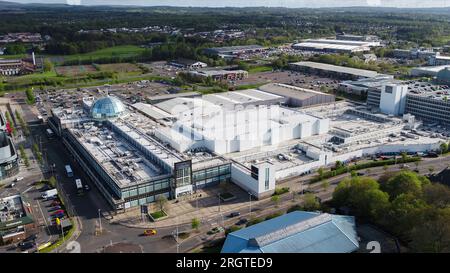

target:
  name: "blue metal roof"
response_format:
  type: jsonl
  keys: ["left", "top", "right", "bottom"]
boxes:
{"left": 221, "top": 211, "right": 359, "bottom": 253}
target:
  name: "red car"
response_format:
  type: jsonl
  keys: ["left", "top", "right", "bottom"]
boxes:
{"left": 51, "top": 209, "right": 65, "bottom": 215}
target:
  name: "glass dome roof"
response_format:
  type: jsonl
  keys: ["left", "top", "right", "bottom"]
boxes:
{"left": 91, "top": 96, "right": 126, "bottom": 119}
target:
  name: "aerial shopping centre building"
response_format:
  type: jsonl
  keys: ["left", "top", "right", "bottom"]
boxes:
{"left": 48, "top": 81, "right": 446, "bottom": 212}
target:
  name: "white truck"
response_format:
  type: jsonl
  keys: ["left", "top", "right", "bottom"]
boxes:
{"left": 42, "top": 189, "right": 58, "bottom": 200}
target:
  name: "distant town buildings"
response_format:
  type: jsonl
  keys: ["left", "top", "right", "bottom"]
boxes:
{"left": 429, "top": 54, "right": 450, "bottom": 66}
{"left": 0, "top": 33, "right": 44, "bottom": 44}
{"left": 0, "top": 53, "right": 37, "bottom": 76}
{"left": 168, "top": 58, "right": 207, "bottom": 70}
{"left": 336, "top": 33, "right": 379, "bottom": 42}
{"left": 203, "top": 45, "right": 266, "bottom": 60}
{"left": 393, "top": 48, "right": 437, "bottom": 60}
{"left": 188, "top": 69, "right": 248, "bottom": 81}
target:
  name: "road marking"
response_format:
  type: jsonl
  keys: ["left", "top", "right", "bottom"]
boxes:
{"left": 23, "top": 186, "right": 34, "bottom": 194}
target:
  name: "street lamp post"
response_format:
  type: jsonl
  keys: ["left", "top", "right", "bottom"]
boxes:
{"left": 98, "top": 209, "right": 102, "bottom": 234}
{"left": 218, "top": 193, "right": 221, "bottom": 212}
{"left": 248, "top": 192, "right": 252, "bottom": 218}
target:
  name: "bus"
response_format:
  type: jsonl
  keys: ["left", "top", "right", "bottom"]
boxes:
{"left": 65, "top": 165, "right": 73, "bottom": 178}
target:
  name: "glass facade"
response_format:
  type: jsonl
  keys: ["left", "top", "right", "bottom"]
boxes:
{"left": 91, "top": 96, "right": 126, "bottom": 119}
{"left": 193, "top": 163, "right": 231, "bottom": 189}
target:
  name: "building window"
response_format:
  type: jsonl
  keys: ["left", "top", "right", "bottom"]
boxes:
{"left": 265, "top": 168, "right": 270, "bottom": 190}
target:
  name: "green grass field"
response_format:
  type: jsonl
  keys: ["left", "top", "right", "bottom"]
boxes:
{"left": 6, "top": 71, "right": 62, "bottom": 85}
{"left": 63, "top": 45, "right": 146, "bottom": 63}
{"left": 248, "top": 65, "right": 273, "bottom": 74}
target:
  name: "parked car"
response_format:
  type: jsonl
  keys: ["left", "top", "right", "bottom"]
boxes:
{"left": 50, "top": 200, "right": 61, "bottom": 207}
{"left": 15, "top": 177, "right": 24, "bottom": 182}
{"left": 235, "top": 218, "right": 248, "bottom": 226}
{"left": 51, "top": 213, "right": 65, "bottom": 219}
{"left": 143, "top": 229, "right": 157, "bottom": 236}
{"left": 51, "top": 209, "right": 65, "bottom": 215}
{"left": 208, "top": 227, "right": 224, "bottom": 235}
{"left": 49, "top": 206, "right": 62, "bottom": 211}
{"left": 18, "top": 241, "right": 35, "bottom": 251}
{"left": 84, "top": 184, "right": 90, "bottom": 191}
{"left": 228, "top": 212, "right": 240, "bottom": 218}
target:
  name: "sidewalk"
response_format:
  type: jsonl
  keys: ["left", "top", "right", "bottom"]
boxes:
{"left": 110, "top": 176, "right": 313, "bottom": 229}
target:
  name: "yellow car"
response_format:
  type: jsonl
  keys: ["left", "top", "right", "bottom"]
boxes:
{"left": 143, "top": 229, "right": 157, "bottom": 236}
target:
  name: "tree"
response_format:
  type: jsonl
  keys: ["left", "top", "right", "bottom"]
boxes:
{"left": 317, "top": 167, "right": 325, "bottom": 181}
{"left": 303, "top": 193, "right": 321, "bottom": 211}
{"left": 334, "top": 160, "right": 344, "bottom": 170}
{"left": 381, "top": 171, "right": 429, "bottom": 200}
{"left": 191, "top": 218, "right": 200, "bottom": 231}
{"left": 271, "top": 195, "right": 280, "bottom": 207}
{"left": 321, "top": 180, "right": 330, "bottom": 191}
{"left": 410, "top": 208, "right": 450, "bottom": 253}
{"left": 401, "top": 152, "right": 407, "bottom": 163}
{"left": 332, "top": 176, "right": 389, "bottom": 219}
{"left": 49, "top": 176, "right": 57, "bottom": 188}
{"left": 381, "top": 193, "right": 428, "bottom": 237}
{"left": 43, "top": 59, "right": 54, "bottom": 72}
{"left": 156, "top": 195, "right": 168, "bottom": 212}
{"left": 25, "top": 88, "right": 35, "bottom": 104}
{"left": 414, "top": 161, "right": 420, "bottom": 170}
{"left": 0, "top": 78, "right": 4, "bottom": 92}
{"left": 423, "top": 184, "right": 450, "bottom": 209}
{"left": 237, "top": 61, "right": 249, "bottom": 71}
{"left": 440, "top": 143, "right": 449, "bottom": 155}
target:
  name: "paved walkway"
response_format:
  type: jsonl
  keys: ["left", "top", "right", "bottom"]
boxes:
{"left": 110, "top": 174, "right": 314, "bottom": 229}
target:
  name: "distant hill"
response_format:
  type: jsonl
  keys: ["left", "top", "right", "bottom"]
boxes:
{"left": 1, "top": 1, "right": 450, "bottom": 15}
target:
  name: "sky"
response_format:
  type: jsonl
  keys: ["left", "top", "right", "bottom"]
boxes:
{"left": 6, "top": 0, "right": 450, "bottom": 8}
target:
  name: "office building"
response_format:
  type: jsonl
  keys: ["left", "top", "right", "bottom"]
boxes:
{"left": 379, "top": 84, "right": 409, "bottom": 116}
{"left": 429, "top": 54, "right": 450, "bottom": 66}
{"left": 0, "top": 128, "right": 19, "bottom": 180}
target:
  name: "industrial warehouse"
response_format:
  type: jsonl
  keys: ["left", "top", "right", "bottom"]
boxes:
{"left": 46, "top": 78, "right": 447, "bottom": 212}
{"left": 292, "top": 38, "right": 381, "bottom": 54}
{"left": 289, "top": 61, "right": 389, "bottom": 80}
